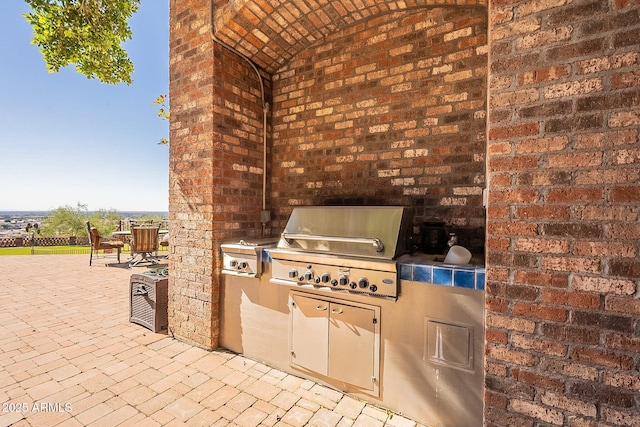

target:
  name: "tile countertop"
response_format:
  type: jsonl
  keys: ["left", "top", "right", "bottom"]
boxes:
{"left": 397, "top": 253, "right": 485, "bottom": 291}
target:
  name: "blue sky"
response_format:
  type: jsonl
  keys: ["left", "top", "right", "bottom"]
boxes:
{"left": 0, "top": 1, "right": 169, "bottom": 212}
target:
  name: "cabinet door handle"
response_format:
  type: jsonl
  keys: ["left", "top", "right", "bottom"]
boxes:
{"left": 331, "top": 308, "right": 343, "bottom": 315}
{"left": 316, "top": 305, "right": 328, "bottom": 311}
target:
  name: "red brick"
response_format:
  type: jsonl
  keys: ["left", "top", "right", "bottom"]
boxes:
{"left": 489, "top": 156, "right": 539, "bottom": 171}
{"left": 547, "top": 152, "right": 603, "bottom": 168}
{"left": 540, "top": 289, "right": 600, "bottom": 309}
{"left": 514, "top": 205, "right": 569, "bottom": 220}
{"left": 518, "top": 65, "right": 570, "bottom": 85}
{"left": 571, "top": 347, "right": 634, "bottom": 370}
{"left": 489, "top": 123, "right": 540, "bottom": 140}
{"left": 573, "top": 241, "right": 637, "bottom": 258}
{"left": 487, "top": 220, "right": 539, "bottom": 236}
{"left": 491, "top": 187, "right": 540, "bottom": 203}
{"left": 512, "top": 368, "right": 565, "bottom": 392}
{"left": 488, "top": 236, "right": 511, "bottom": 250}
{"left": 515, "top": 237, "right": 568, "bottom": 254}
{"left": 542, "top": 256, "right": 601, "bottom": 274}
{"left": 514, "top": 271, "right": 568, "bottom": 288}
{"left": 486, "top": 328, "right": 509, "bottom": 345}
{"left": 545, "top": 188, "right": 604, "bottom": 203}
{"left": 575, "top": 205, "right": 638, "bottom": 221}
{"left": 487, "top": 346, "right": 536, "bottom": 367}
{"left": 605, "top": 333, "right": 640, "bottom": 353}
{"left": 610, "top": 186, "right": 640, "bottom": 202}
{"left": 512, "top": 302, "right": 568, "bottom": 322}
{"left": 541, "top": 324, "right": 600, "bottom": 347}
{"left": 605, "top": 296, "right": 640, "bottom": 315}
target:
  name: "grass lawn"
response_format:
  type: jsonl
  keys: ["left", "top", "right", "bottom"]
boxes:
{"left": 0, "top": 246, "right": 92, "bottom": 256}
{"left": 0, "top": 245, "right": 167, "bottom": 256}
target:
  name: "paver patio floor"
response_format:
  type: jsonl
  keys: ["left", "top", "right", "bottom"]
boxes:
{"left": 0, "top": 255, "right": 423, "bottom": 427}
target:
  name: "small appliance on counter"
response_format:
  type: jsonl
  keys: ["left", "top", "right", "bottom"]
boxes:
{"left": 421, "top": 221, "right": 447, "bottom": 254}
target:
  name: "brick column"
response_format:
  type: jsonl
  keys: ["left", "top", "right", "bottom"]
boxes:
{"left": 169, "top": 1, "right": 271, "bottom": 349}
{"left": 486, "top": 1, "right": 640, "bottom": 425}
{"left": 168, "top": 1, "right": 217, "bottom": 349}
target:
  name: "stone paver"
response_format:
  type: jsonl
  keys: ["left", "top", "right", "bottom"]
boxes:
{"left": 0, "top": 255, "right": 426, "bottom": 427}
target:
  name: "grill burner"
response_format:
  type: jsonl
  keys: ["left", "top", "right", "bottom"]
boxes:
{"left": 221, "top": 238, "right": 278, "bottom": 277}
{"left": 270, "top": 206, "right": 413, "bottom": 299}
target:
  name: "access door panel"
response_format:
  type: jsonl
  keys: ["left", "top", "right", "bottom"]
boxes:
{"left": 328, "top": 303, "right": 376, "bottom": 390}
{"left": 290, "top": 294, "right": 329, "bottom": 375}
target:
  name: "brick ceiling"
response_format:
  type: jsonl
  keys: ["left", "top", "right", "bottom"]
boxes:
{"left": 212, "top": 0, "right": 486, "bottom": 74}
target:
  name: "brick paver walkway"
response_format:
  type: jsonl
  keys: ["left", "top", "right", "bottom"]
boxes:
{"left": 0, "top": 255, "right": 422, "bottom": 427}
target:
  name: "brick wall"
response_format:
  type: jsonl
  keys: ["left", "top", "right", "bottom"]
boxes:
{"left": 271, "top": 7, "right": 488, "bottom": 252}
{"left": 486, "top": 1, "right": 640, "bottom": 425}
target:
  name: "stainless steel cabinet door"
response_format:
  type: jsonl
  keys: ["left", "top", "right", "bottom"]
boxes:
{"left": 290, "top": 294, "right": 329, "bottom": 375}
{"left": 328, "top": 303, "right": 376, "bottom": 390}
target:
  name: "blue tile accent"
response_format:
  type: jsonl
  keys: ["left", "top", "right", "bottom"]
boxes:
{"left": 475, "top": 270, "right": 485, "bottom": 291}
{"left": 400, "top": 264, "right": 413, "bottom": 281}
{"left": 413, "top": 265, "right": 432, "bottom": 283}
{"left": 454, "top": 269, "right": 475, "bottom": 289}
{"left": 432, "top": 267, "right": 453, "bottom": 286}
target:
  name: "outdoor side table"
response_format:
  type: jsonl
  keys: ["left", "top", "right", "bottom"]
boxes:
{"left": 129, "top": 270, "right": 168, "bottom": 333}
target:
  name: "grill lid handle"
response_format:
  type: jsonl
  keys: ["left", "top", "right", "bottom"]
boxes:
{"left": 281, "top": 233, "right": 385, "bottom": 252}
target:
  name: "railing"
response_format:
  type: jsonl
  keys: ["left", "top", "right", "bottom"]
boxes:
{"left": 0, "top": 236, "right": 90, "bottom": 248}
{"left": 0, "top": 235, "right": 169, "bottom": 256}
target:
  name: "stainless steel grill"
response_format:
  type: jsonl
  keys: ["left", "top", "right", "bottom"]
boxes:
{"left": 270, "top": 206, "right": 413, "bottom": 299}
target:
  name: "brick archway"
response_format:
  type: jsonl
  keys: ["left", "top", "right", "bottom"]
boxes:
{"left": 211, "top": 0, "right": 487, "bottom": 74}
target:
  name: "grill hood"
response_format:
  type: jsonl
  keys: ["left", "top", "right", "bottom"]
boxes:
{"left": 276, "top": 206, "right": 413, "bottom": 260}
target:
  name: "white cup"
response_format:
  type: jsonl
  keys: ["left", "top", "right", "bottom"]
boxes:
{"left": 444, "top": 245, "right": 472, "bottom": 265}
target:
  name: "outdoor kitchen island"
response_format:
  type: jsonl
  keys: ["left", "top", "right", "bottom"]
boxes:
{"left": 220, "top": 207, "right": 485, "bottom": 427}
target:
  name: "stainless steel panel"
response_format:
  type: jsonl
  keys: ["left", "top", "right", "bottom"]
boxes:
{"left": 289, "top": 291, "right": 381, "bottom": 396}
{"left": 425, "top": 320, "right": 472, "bottom": 370}
{"left": 271, "top": 253, "right": 398, "bottom": 298}
{"left": 221, "top": 239, "right": 277, "bottom": 277}
{"left": 277, "top": 206, "right": 412, "bottom": 259}
{"left": 290, "top": 294, "right": 329, "bottom": 375}
{"left": 328, "top": 302, "right": 377, "bottom": 391}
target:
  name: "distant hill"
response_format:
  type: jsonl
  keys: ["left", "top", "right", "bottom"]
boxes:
{"left": 0, "top": 211, "right": 168, "bottom": 219}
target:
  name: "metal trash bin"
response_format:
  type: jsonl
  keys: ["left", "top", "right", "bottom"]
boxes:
{"left": 129, "top": 271, "right": 168, "bottom": 332}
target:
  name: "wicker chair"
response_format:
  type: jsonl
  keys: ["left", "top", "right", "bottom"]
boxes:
{"left": 86, "top": 221, "right": 124, "bottom": 266}
{"left": 129, "top": 225, "right": 160, "bottom": 267}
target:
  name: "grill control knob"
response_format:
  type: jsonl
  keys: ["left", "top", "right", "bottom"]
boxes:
{"left": 238, "top": 261, "right": 248, "bottom": 270}
{"left": 288, "top": 269, "right": 298, "bottom": 279}
{"left": 229, "top": 259, "right": 238, "bottom": 268}
{"left": 349, "top": 282, "right": 357, "bottom": 289}
{"left": 321, "top": 273, "right": 331, "bottom": 283}
{"left": 369, "top": 284, "right": 378, "bottom": 293}
{"left": 304, "top": 270, "right": 314, "bottom": 281}
{"left": 358, "top": 278, "right": 369, "bottom": 289}
{"left": 339, "top": 275, "right": 349, "bottom": 286}
{"left": 331, "top": 279, "right": 338, "bottom": 287}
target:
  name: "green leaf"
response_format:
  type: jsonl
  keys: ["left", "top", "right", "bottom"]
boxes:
{"left": 24, "top": 0, "right": 141, "bottom": 85}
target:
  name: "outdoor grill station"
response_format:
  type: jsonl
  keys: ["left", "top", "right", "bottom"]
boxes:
{"left": 220, "top": 206, "right": 485, "bottom": 426}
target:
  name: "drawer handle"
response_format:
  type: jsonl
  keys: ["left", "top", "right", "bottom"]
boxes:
{"left": 331, "top": 308, "right": 343, "bottom": 315}
{"left": 134, "top": 285, "right": 148, "bottom": 296}
{"left": 316, "top": 305, "right": 328, "bottom": 311}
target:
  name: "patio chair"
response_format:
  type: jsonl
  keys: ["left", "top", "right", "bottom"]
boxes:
{"left": 86, "top": 221, "right": 124, "bottom": 266}
{"left": 129, "top": 225, "right": 160, "bottom": 267}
